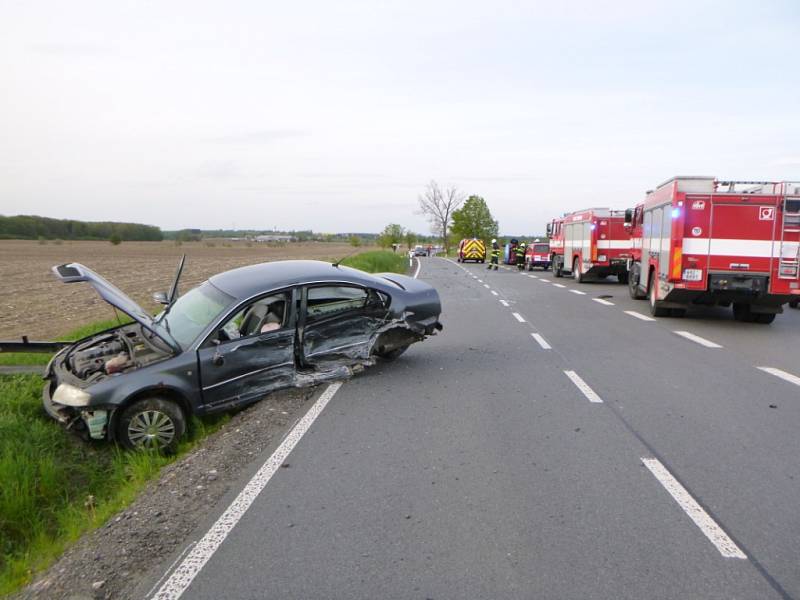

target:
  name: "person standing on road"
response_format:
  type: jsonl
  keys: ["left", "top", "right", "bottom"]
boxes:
{"left": 488, "top": 239, "right": 500, "bottom": 270}
{"left": 516, "top": 242, "right": 527, "bottom": 270}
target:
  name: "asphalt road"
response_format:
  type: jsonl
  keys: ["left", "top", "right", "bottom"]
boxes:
{"left": 146, "top": 257, "right": 800, "bottom": 600}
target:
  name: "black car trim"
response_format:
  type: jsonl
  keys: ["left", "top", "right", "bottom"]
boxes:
{"left": 201, "top": 361, "right": 295, "bottom": 391}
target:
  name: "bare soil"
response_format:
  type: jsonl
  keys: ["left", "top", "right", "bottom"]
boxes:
{"left": 0, "top": 240, "right": 352, "bottom": 340}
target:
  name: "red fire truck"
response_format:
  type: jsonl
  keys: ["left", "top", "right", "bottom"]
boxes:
{"left": 547, "top": 209, "right": 631, "bottom": 282}
{"left": 625, "top": 177, "right": 800, "bottom": 322}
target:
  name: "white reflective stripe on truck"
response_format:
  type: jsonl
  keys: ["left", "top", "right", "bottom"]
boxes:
{"left": 682, "top": 238, "right": 786, "bottom": 258}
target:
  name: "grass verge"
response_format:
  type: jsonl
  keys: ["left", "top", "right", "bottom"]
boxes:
{"left": 0, "top": 373, "right": 228, "bottom": 595}
{"left": 340, "top": 250, "right": 410, "bottom": 275}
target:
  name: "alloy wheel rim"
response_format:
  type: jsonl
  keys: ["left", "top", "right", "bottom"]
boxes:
{"left": 128, "top": 410, "right": 176, "bottom": 449}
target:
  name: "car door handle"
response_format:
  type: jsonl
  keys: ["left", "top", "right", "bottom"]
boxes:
{"left": 212, "top": 352, "right": 225, "bottom": 366}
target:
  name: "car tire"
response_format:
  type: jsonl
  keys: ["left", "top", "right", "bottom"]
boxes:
{"left": 117, "top": 397, "right": 186, "bottom": 453}
{"left": 375, "top": 345, "right": 409, "bottom": 360}
{"left": 755, "top": 312, "right": 776, "bottom": 324}
{"left": 648, "top": 272, "right": 670, "bottom": 317}
{"left": 573, "top": 258, "right": 584, "bottom": 283}
{"left": 628, "top": 266, "right": 646, "bottom": 299}
{"left": 732, "top": 302, "right": 756, "bottom": 322}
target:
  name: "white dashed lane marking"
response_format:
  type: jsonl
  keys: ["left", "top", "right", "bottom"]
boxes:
{"left": 674, "top": 331, "right": 722, "bottom": 348}
{"left": 512, "top": 312, "right": 526, "bottom": 323}
{"left": 756, "top": 367, "right": 800, "bottom": 387}
{"left": 569, "top": 289, "right": 586, "bottom": 295}
{"left": 151, "top": 382, "right": 344, "bottom": 599}
{"left": 529, "top": 275, "right": 538, "bottom": 279}
{"left": 592, "top": 298, "right": 615, "bottom": 306}
{"left": 563, "top": 370, "right": 603, "bottom": 403}
{"left": 491, "top": 290, "right": 498, "bottom": 296}
{"left": 539, "top": 279, "right": 550, "bottom": 284}
{"left": 483, "top": 284, "right": 490, "bottom": 289}
{"left": 500, "top": 300, "right": 510, "bottom": 307}
{"left": 624, "top": 311, "right": 656, "bottom": 322}
{"left": 552, "top": 283, "right": 566, "bottom": 288}
{"left": 641, "top": 458, "right": 746, "bottom": 559}
{"left": 531, "top": 333, "right": 552, "bottom": 349}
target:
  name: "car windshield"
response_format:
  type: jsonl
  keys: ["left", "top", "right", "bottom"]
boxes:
{"left": 158, "top": 282, "right": 234, "bottom": 349}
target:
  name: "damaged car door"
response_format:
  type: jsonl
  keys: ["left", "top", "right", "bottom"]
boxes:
{"left": 300, "top": 284, "right": 390, "bottom": 368}
{"left": 197, "top": 289, "right": 297, "bottom": 411}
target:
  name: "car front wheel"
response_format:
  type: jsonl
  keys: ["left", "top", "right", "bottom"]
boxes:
{"left": 117, "top": 397, "right": 186, "bottom": 452}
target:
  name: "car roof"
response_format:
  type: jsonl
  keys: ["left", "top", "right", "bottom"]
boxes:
{"left": 208, "top": 260, "right": 382, "bottom": 299}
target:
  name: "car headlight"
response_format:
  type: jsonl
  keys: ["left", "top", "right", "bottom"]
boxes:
{"left": 52, "top": 384, "right": 92, "bottom": 407}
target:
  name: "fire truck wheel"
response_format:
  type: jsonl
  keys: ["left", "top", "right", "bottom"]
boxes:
{"left": 756, "top": 313, "right": 776, "bottom": 324}
{"left": 732, "top": 303, "right": 755, "bottom": 322}
{"left": 628, "top": 268, "right": 645, "bottom": 299}
{"left": 617, "top": 272, "right": 629, "bottom": 284}
{"left": 648, "top": 272, "right": 670, "bottom": 317}
{"left": 554, "top": 260, "right": 563, "bottom": 278}
{"left": 573, "top": 258, "right": 584, "bottom": 283}
{"left": 670, "top": 308, "right": 686, "bottom": 318}
{"left": 789, "top": 299, "right": 798, "bottom": 308}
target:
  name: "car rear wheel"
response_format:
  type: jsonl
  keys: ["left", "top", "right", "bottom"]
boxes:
{"left": 117, "top": 397, "right": 186, "bottom": 452}
{"left": 648, "top": 272, "right": 670, "bottom": 317}
{"left": 375, "top": 345, "right": 409, "bottom": 360}
{"left": 628, "top": 266, "right": 646, "bottom": 299}
{"left": 573, "top": 258, "right": 584, "bottom": 283}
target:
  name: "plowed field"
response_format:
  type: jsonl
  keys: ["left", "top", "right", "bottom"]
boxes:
{"left": 0, "top": 240, "right": 353, "bottom": 340}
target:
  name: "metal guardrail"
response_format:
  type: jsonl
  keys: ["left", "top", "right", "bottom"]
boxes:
{"left": 0, "top": 336, "right": 72, "bottom": 353}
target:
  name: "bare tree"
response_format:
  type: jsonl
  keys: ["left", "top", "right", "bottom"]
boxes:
{"left": 417, "top": 180, "right": 465, "bottom": 254}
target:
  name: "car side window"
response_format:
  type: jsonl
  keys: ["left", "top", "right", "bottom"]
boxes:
{"left": 306, "top": 286, "right": 368, "bottom": 322}
{"left": 215, "top": 292, "right": 291, "bottom": 343}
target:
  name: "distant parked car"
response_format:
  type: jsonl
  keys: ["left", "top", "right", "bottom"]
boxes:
{"left": 44, "top": 260, "right": 442, "bottom": 451}
{"left": 525, "top": 241, "right": 551, "bottom": 270}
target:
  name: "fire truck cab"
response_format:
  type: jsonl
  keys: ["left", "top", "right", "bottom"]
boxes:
{"left": 547, "top": 209, "right": 631, "bottom": 282}
{"left": 626, "top": 176, "right": 800, "bottom": 322}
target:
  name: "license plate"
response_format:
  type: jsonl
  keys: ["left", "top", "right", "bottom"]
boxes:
{"left": 682, "top": 269, "right": 703, "bottom": 281}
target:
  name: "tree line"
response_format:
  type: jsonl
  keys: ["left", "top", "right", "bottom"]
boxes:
{"left": 0, "top": 215, "right": 163, "bottom": 241}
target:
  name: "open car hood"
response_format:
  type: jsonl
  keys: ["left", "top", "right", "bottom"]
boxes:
{"left": 52, "top": 263, "right": 180, "bottom": 351}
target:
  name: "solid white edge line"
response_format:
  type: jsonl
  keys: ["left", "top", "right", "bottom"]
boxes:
{"left": 552, "top": 283, "right": 566, "bottom": 288}
{"left": 624, "top": 310, "right": 656, "bottom": 322}
{"left": 592, "top": 298, "right": 615, "bottom": 306}
{"left": 641, "top": 458, "right": 746, "bottom": 559}
{"left": 569, "top": 289, "right": 586, "bottom": 295}
{"left": 756, "top": 366, "right": 800, "bottom": 387}
{"left": 499, "top": 300, "right": 510, "bottom": 307}
{"left": 674, "top": 331, "right": 722, "bottom": 348}
{"left": 512, "top": 312, "right": 526, "bottom": 323}
{"left": 490, "top": 290, "right": 499, "bottom": 296}
{"left": 563, "top": 370, "right": 603, "bottom": 403}
{"left": 151, "top": 382, "right": 344, "bottom": 600}
{"left": 531, "top": 333, "right": 552, "bottom": 349}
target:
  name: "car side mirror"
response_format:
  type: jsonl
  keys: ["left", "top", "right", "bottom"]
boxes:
{"left": 546, "top": 224, "right": 552, "bottom": 236}
{"left": 153, "top": 291, "right": 170, "bottom": 305}
{"left": 624, "top": 208, "right": 633, "bottom": 224}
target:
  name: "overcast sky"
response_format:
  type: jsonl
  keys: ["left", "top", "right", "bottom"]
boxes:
{"left": 1, "top": 0, "right": 798, "bottom": 234}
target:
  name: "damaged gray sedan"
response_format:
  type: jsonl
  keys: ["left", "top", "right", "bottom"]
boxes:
{"left": 43, "top": 259, "right": 442, "bottom": 450}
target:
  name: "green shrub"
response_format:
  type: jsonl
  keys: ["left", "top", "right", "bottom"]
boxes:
{"left": 109, "top": 233, "right": 122, "bottom": 245}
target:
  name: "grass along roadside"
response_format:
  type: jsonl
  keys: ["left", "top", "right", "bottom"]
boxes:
{"left": 339, "top": 249, "right": 410, "bottom": 274}
{"left": 0, "top": 373, "right": 229, "bottom": 595}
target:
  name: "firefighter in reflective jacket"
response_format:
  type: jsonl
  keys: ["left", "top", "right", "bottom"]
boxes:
{"left": 516, "top": 242, "right": 527, "bottom": 270}
{"left": 487, "top": 239, "right": 500, "bottom": 270}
